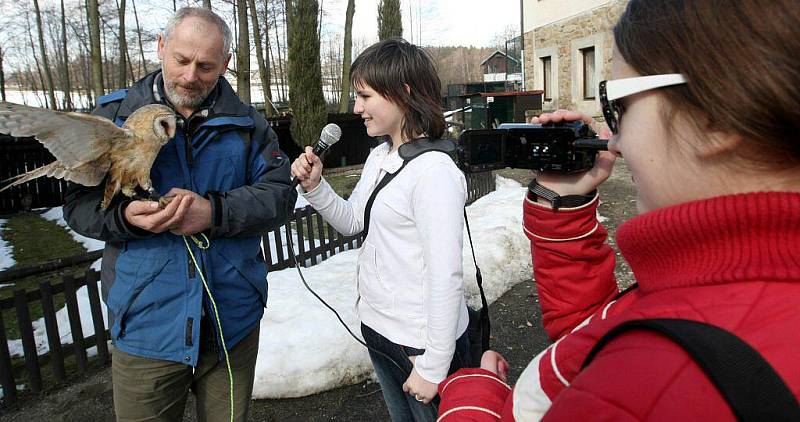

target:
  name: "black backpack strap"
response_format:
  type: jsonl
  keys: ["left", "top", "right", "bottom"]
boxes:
{"left": 362, "top": 160, "right": 409, "bottom": 239}
{"left": 582, "top": 318, "right": 800, "bottom": 422}
{"left": 362, "top": 139, "right": 455, "bottom": 240}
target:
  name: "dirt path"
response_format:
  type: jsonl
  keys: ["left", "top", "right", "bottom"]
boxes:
{"left": 3, "top": 162, "right": 637, "bottom": 421}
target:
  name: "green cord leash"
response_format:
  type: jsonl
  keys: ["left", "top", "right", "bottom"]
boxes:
{"left": 182, "top": 233, "right": 235, "bottom": 422}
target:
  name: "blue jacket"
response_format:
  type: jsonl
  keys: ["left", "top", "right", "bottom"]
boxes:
{"left": 63, "top": 71, "right": 296, "bottom": 365}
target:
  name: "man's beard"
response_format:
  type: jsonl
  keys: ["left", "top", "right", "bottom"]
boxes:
{"left": 163, "top": 75, "right": 216, "bottom": 109}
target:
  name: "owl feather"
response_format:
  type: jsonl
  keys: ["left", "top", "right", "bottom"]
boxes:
{"left": 0, "top": 102, "right": 177, "bottom": 209}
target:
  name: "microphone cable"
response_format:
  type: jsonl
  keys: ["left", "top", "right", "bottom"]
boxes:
{"left": 282, "top": 190, "right": 410, "bottom": 377}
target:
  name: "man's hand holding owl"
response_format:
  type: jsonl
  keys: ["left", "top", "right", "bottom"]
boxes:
{"left": 124, "top": 188, "right": 211, "bottom": 235}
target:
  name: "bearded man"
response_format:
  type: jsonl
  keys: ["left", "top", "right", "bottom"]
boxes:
{"left": 63, "top": 7, "right": 295, "bottom": 421}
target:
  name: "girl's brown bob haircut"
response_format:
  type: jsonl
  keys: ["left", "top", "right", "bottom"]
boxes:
{"left": 350, "top": 37, "right": 446, "bottom": 141}
{"left": 614, "top": 0, "right": 800, "bottom": 165}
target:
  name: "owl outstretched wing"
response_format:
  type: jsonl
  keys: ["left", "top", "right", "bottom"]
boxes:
{"left": 0, "top": 102, "right": 132, "bottom": 167}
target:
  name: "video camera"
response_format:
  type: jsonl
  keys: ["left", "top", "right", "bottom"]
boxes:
{"left": 456, "top": 121, "right": 608, "bottom": 173}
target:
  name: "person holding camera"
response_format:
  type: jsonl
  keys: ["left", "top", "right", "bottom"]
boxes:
{"left": 437, "top": 0, "right": 800, "bottom": 420}
{"left": 290, "top": 38, "right": 471, "bottom": 421}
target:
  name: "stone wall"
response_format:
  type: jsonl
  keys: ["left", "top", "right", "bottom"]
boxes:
{"left": 523, "top": 0, "right": 626, "bottom": 119}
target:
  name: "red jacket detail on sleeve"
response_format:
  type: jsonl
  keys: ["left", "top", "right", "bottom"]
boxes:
{"left": 523, "top": 194, "right": 618, "bottom": 340}
{"left": 437, "top": 369, "right": 512, "bottom": 421}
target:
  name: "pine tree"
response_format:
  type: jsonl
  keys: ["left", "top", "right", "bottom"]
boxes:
{"left": 378, "top": 0, "right": 402, "bottom": 41}
{"left": 286, "top": 0, "right": 326, "bottom": 147}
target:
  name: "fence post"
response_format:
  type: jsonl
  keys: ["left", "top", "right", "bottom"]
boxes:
{"left": 63, "top": 276, "right": 88, "bottom": 372}
{"left": 0, "top": 307, "right": 17, "bottom": 403}
{"left": 40, "top": 281, "right": 67, "bottom": 382}
{"left": 84, "top": 270, "right": 109, "bottom": 364}
{"left": 314, "top": 211, "right": 330, "bottom": 261}
{"left": 261, "top": 235, "right": 273, "bottom": 268}
{"left": 304, "top": 206, "right": 317, "bottom": 266}
{"left": 295, "top": 208, "right": 307, "bottom": 267}
{"left": 14, "top": 289, "right": 42, "bottom": 393}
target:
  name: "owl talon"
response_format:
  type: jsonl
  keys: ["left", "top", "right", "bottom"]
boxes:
{"left": 158, "top": 195, "right": 175, "bottom": 209}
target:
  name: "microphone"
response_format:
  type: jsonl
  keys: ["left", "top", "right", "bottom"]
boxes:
{"left": 291, "top": 123, "right": 342, "bottom": 189}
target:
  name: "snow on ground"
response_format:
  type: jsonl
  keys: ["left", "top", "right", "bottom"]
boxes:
{"left": 0, "top": 218, "right": 14, "bottom": 271}
{"left": 251, "top": 176, "right": 532, "bottom": 399}
{"left": 5, "top": 176, "right": 536, "bottom": 399}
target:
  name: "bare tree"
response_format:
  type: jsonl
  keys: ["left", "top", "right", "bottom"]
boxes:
{"left": 33, "top": 0, "right": 58, "bottom": 109}
{"left": 117, "top": 0, "right": 128, "bottom": 88}
{"left": 88, "top": 0, "right": 105, "bottom": 98}
{"left": 270, "top": 0, "right": 287, "bottom": 102}
{"left": 248, "top": 0, "right": 273, "bottom": 116}
{"left": 338, "top": 0, "right": 354, "bottom": 112}
{"left": 235, "top": 0, "right": 251, "bottom": 103}
{"left": 131, "top": 0, "right": 147, "bottom": 77}
{"left": 59, "top": 0, "right": 74, "bottom": 109}
{"left": 25, "top": 10, "right": 49, "bottom": 108}
{"left": 203, "top": 0, "right": 212, "bottom": 9}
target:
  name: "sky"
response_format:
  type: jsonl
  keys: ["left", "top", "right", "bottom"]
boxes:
{"left": 1, "top": 176, "right": 542, "bottom": 400}
{"left": 324, "top": 0, "right": 521, "bottom": 47}
{"left": 0, "top": 0, "right": 521, "bottom": 71}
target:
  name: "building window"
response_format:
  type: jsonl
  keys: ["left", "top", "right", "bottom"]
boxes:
{"left": 581, "top": 47, "right": 596, "bottom": 100}
{"left": 542, "top": 56, "right": 553, "bottom": 101}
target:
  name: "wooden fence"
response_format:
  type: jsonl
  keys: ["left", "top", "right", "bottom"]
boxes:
{"left": 0, "top": 171, "right": 495, "bottom": 405}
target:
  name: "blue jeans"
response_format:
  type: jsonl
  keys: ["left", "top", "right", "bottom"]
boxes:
{"left": 361, "top": 323, "right": 472, "bottom": 422}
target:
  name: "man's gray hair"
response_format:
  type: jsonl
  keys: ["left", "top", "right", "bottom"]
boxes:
{"left": 162, "top": 7, "right": 232, "bottom": 56}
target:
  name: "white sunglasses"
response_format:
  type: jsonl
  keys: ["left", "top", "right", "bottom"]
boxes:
{"left": 599, "top": 74, "right": 687, "bottom": 134}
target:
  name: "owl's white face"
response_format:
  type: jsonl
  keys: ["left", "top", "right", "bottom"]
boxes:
{"left": 153, "top": 113, "right": 177, "bottom": 144}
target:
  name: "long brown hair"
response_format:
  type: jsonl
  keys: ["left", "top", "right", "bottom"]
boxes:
{"left": 350, "top": 38, "right": 445, "bottom": 141}
{"left": 614, "top": 0, "right": 800, "bottom": 165}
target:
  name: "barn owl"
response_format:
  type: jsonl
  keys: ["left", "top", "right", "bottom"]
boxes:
{"left": 0, "top": 102, "right": 176, "bottom": 209}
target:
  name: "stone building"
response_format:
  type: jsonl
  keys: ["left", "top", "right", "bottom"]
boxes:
{"left": 521, "top": 0, "right": 627, "bottom": 118}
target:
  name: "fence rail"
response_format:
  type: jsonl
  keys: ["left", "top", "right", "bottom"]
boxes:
{"left": 0, "top": 171, "right": 495, "bottom": 405}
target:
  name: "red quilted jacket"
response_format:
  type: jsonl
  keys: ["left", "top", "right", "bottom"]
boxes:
{"left": 438, "top": 191, "right": 800, "bottom": 421}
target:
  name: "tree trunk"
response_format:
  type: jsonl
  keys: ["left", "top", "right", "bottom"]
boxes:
{"left": 26, "top": 11, "right": 48, "bottom": 108}
{"left": 203, "top": 0, "right": 211, "bottom": 9}
{"left": 248, "top": 0, "right": 273, "bottom": 116}
{"left": 33, "top": 0, "right": 58, "bottom": 109}
{"left": 101, "top": 16, "right": 112, "bottom": 90}
{"left": 131, "top": 0, "right": 147, "bottom": 77}
{"left": 60, "top": 0, "right": 74, "bottom": 110}
{"left": 0, "top": 44, "right": 5, "bottom": 103}
{"left": 88, "top": 0, "right": 105, "bottom": 98}
{"left": 378, "top": 0, "right": 402, "bottom": 41}
{"left": 117, "top": 0, "right": 128, "bottom": 88}
{"left": 286, "top": 0, "right": 326, "bottom": 147}
{"left": 236, "top": 0, "right": 251, "bottom": 104}
{"left": 273, "top": 1, "right": 286, "bottom": 102}
{"left": 338, "top": 0, "right": 354, "bottom": 113}
{"left": 0, "top": 45, "right": 5, "bottom": 102}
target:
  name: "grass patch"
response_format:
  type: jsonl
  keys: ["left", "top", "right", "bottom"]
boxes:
{"left": 323, "top": 170, "right": 361, "bottom": 199}
{"left": 1, "top": 211, "right": 91, "bottom": 340}
{"left": 2, "top": 212, "right": 86, "bottom": 267}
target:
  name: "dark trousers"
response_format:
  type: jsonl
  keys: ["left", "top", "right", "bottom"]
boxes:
{"left": 361, "top": 323, "right": 471, "bottom": 422}
{"left": 111, "top": 319, "right": 260, "bottom": 422}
